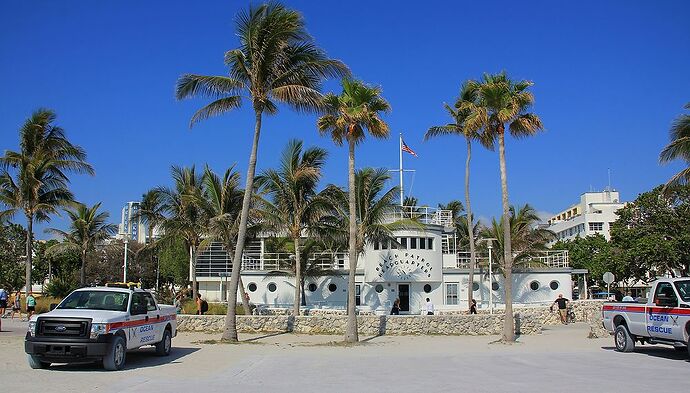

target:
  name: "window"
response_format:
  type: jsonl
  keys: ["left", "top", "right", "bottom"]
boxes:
{"left": 373, "top": 242, "right": 379, "bottom": 250}
{"left": 399, "top": 237, "right": 407, "bottom": 249}
{"left": 472, "top": 282, "right": 479, "bottom": 292}
{"left": 427, "top": 238, "right": 433, "bottom": 250}
{"left": 143, "top": 293, "right": 157, "bottom": 311}
{"left": 491, "top": 282, "right": 499, "bottom": 291}
{"left": 674, "top": 280, "right": 690, "bottom": 302}
{"left": 530, "top": 281, "right": 540, "bottom": 291}
{"left": 248, "top": 282, "right": 257, "bottom": 292}
{"left": 589, "top": 222, "right": 603, "bottom": 231}
{"left": 410, "top": 237, "right": 417, "bottom": 249}
{"left": 446, "top": 283, "right": 458, "bottom": 305}
{"left": 308, "top": 283, "right": 317, "bottom": 292}
{"left": 355, "top": 284, "right": 361, "bottom": 306}
{"left": 267, "top": 282, "right": 277, "bottom": 292}
{"left": 375, "top": 284, "right": 384, "bottom": 293}
{"left": 381, "top": 240, "right": 388, "bottom": 250}
{"left": 423, "top": 284, "right": 432, "bottom": 293}
{"left": 550, "top": 281, "right": 559, "bottom": 290}
{"left": 419, "top": 238, "right": 426, "bottom": 250}
{"left": 654, "top": 282, "right": 678, "bottom": 306}
{"left": 328, "top": 283, "right": 337, "bottom": 292}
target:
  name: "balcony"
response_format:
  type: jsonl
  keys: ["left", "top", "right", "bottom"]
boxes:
{"left": 447, "top": 250, "right": 569, "bottom": 269}
{"left": 384, "top": 206, "right": 453, "bottom": 227}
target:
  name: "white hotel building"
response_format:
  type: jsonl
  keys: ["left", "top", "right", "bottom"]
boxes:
{"left": 547, "top": 190, "right": 626, "bottom": 242}
{"left": 194, "top": 206, "right": 576, "bottom": 313}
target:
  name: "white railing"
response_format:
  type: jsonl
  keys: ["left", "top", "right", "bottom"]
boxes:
{"left": 451, "top": 250, "right": 569, "bottom": 269}
{"left": 385, "top": 206, "right": 454, "bottom": 227}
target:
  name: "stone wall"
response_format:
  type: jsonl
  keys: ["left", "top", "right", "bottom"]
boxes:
{"left": 177, "top": 312, "right": 541, "bottom": 336}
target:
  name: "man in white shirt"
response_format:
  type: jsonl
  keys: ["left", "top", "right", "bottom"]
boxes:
{"left": 426, "top": 298, "right": 434, "bottom": 315}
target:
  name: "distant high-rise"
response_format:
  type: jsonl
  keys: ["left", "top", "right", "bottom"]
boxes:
{"left": 116, "top": 201, "right": 158, "bottom": 243}
{"left": 547, "top": 189, "right": 626, "bottom": 242}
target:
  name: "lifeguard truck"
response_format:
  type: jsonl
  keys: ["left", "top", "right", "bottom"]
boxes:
{"left": 602, "top": 278, "right": 690, "bottom": 357}
{"left": 25, "top": 286, "right": 177, "bottom": 370}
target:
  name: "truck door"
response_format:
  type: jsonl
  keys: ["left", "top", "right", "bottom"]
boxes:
{"left": 127, "top": 292, "right": 155, "bottom": 349}
{"left": 143, "top": 292, "right": 164, "bottom": 340}
{"left": 648, "top": 282, "right": 680, "bottom": 341}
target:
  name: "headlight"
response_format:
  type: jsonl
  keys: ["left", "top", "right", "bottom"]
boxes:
{"left": 90, "top": 323, "right": 108, "bottom": 339}
{"left": 28, "top": 321, "right": 37, "bottom": 337}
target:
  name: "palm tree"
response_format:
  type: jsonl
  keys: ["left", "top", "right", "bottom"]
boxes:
{"left": 196, "top": 165, "right": 252, "bottom": 315}
{"left": 134, "top": 190, "right": 166, "bottom": 289}
{"left": 318, "top": 79, "right": 391, "bottom": 343}
{"left": 175, "top": 2, "right": 348, "bottom": 342}
{"left": 46, "top": 202, "right": 117, "bottom": 286}
{"left": 660, "top": 102, "right": 690, "bottom": 190}
{"left": 426, "top": 83, "right": 492, "bottom": 310}
{"left": 480, "top": 204, "right": 555, "bottom": 272}
{"left": 463, "top": 72, "right": 544, "bottom": 342}
{"left": 0, "top": 109, "right": 93, "bottom": 293}
{"left": 155, "top": 166, "right": 207, "bottom": 301}
{"left": 256, "top": 140, "right": 329, "bottom": 316}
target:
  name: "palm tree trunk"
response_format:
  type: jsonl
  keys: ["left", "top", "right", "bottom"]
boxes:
{"left": 80, "top": 249, "right": 87, "bottom": 286}
{"left": 190, "top": 244, "right": 198, "bottom": 301}
{"left": 345, "top": 138, "right": 359, "bottom": 343}
{"left": 465, "top": 138, "right": 476, "bottom": 311}
{"left": 238, "top": 276, "right": 251, "bottom": 315}
{"left": 223, "top": 108, "right": 263, "bottom": 342}
{"left": 293, "top": 236, "right": 302, "bottom": 317}
{"left": 25, "top": 214, "right": 33, "bottom": 294}
{"left": 497, "top": 129, "right": 515, "bottom": 342}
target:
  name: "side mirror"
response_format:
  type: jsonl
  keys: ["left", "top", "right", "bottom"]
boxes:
{"left": 656, "top": 296, "right": 677, "bottom": 307}
{"left": 131, "top": 304, "right": 147, "bottom": 315}
{"left": 49, "top": 303, "right": 58, "bottom": 311}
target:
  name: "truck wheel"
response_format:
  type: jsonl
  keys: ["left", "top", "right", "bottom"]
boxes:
{"left": 27, "top": 355, "right": 50, "bottom": 369}
{"left": 103, "top": 336, "right": 126, "bottom": 371}
{"left": 614, "top": 325, "right": 635, "bottom": 352}
{"left": 155, "top": 329, "right": 172, "bottom": 356}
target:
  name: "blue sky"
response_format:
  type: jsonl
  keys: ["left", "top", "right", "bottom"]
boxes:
{"left": 1, "top": 0, "right": 689, "bottom": 238}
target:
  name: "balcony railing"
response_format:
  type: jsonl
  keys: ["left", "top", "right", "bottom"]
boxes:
{"left": 196, "top": 251, "right": 350, "bottom": 277}
{"left": 385, "top": 206, "right": 454, "bottom": 227}
{"left": 450, "top": 250, "right": 569, "bottom": 269}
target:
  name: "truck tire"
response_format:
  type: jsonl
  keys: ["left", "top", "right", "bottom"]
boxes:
{"left": 103, "top": 336, "right": 126, "bottom": 371}
{"left": 27, "top": 355, "right": 50, "bottom": 369}
{"left": 155, "top": 329, "right": 172, "bottom": 356}
{"left": 614, "top": 325, "right": 635, "bottom": 353}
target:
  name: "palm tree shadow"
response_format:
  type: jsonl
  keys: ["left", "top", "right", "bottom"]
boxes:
{"left": 242, "top": 331, "right": 290, "bottom": 342}
{"left": 600, "top": 346, "right": 690, "bottom": 362}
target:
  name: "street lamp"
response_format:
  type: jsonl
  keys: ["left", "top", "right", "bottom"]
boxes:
{"left": 481, "top": 238, "right": 498, "bottom": 314}
{"left": 122, "top": 235, "right": 129, "bottom": 283}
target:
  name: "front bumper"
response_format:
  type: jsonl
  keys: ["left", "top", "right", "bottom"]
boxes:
{"left": 25, "top": 333, "right": 114, "bottom": 362}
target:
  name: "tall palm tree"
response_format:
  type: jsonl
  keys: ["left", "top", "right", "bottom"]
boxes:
{"left": 463, "top": 72, "right": 544, "bottom": 341}
{"left": 0, "top": 109, "right": 93, "bottom": 293}
{"left": 155, "top": 166, "right": 207, "bottom": 301}
{"left": 318, "top": 79, "right": 391, "bottom": 343}
{"left": 426, "top": 83, "right": 492, "bottom": 310}
{"left": 660, "top": 102, "right": 690, "bottom": 190}
{"left": 196, "top": 165, "right": 253, "bottom": 315}
{"left": 175, "top": 2, "right": 348, "bottom": 342}
{"left": 256, "top": 140, "right": 329, "bottom": 316}
{"left": 480, "top": 204, "right": 555, "bottom": 272}
{"left": 133, "top": 190, "right": 166, "bottom": 289}
{"left": 46, "top": 202, "right": 117, "bottom": 286}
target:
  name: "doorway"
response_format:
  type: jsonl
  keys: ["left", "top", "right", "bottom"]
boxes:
{"left": 398, "top": 284, "right": 410, "bottom": 312}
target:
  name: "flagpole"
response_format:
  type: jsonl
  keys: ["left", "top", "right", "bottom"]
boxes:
{"left": 399, "top": 133, "right": 404, "bottom": 206}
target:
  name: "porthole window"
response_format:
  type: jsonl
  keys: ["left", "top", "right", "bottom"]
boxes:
{"left": 308, "top": 283, "right": 317, "bottom": 292}
{"left": 375, "top": 284, "right": 384, "bottom": 293}
{"left": 248, "top": 283, "right": 257, "bottom": 292}
{"left": 530, "top": 281, "right": 540, "bottom": 291}
{"left": 491, "top": 282, "right": 499, "bottom": 291}
{"left": 328, "top": 283, "right": 337, "bottom": 292}
{"left": 268, "top": 282, "right": 277, "bottom": 292}
{"left": 472, "top": 282, "right": 479, "bottom": 292}
{"left": 423, "top": 284, "right": 432, "bottom": 293}
{"left": 550, "top": 281, "right": 559, "bottom": 290}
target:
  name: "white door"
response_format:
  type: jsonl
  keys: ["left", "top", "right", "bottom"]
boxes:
{"left": 126, "top": 292, "right": 151, "bottom": 349}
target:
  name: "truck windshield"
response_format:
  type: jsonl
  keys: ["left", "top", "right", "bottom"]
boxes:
{"left": 57, "top": 291, "right": 129, "bottom": 312}
{"left": 674, "top": 280, "right": 690, "bottom": 302}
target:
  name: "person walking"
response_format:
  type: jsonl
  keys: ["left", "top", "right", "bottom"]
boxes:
{"left": 550, "top": 294, "right": 570, "bottom": 324}
{"left": 11, "top": 290, "right": 23, "bottom": 321}
{"left": 425, "top": 298, "right": 434, "bottom": 315}
{"left": 0, "top": 288, "right": 8, "bottom": 317}
{"left": 196, "top": 293, "right": 208, "bottom": 315}
{"left": 469, "top": 298, "right": 477, "bottom": 315}
{"left": 26, "top": 292, "right": 36, "bottom": 320}
{"left": 390, "top": 298, "right": 400, "bottom": 315}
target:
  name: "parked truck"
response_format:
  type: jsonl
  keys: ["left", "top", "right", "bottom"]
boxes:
{"left": 602, "top": 278, "right": 690, "bottom": 357}
{"left": 25, "top": 286, "right": 177, "bottom": 370}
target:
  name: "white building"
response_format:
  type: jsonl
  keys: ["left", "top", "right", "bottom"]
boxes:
{"left": 547, "top": 190, "right": 625, "bottom": 242}
{"left": 116, "top": 201, "right": 159, "bottom": 244}
{"left": 195, "top": 206, "right": 576, "bottom": 313}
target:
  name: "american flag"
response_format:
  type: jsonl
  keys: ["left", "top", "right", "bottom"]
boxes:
{"left": 401, "top": 139, "right": 418, "bottom": 157}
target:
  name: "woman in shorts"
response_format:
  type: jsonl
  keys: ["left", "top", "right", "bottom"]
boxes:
{"left": 26, "top": 292, "right": 36, "bottom": 319}
{"left": 11, "top": 290, "right": 23, "bottom": 321}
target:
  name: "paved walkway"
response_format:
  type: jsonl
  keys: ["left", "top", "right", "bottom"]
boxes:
{"left": 1, "top": 322, "right": 687, "bottom": 392}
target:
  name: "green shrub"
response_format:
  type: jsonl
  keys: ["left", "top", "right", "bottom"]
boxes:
{"left": 180, "top": 300, "right": 247, "bottom": 315}
{"left": 35, "top": 296, "right": 62, "bottom": 314}
{"left": 44, "top": 276, "right": 78, "bottom": 298}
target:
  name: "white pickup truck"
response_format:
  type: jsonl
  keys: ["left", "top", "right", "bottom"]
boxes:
{"left": 602, "top": 278, "right": 690, "bottom": 357}
{"left": 25, "top": 286, "right": 177, "bottom": 370}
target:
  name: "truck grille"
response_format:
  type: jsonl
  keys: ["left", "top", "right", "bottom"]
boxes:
{"left": 37, "top": 318, "right": 90, "bottom": 338}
